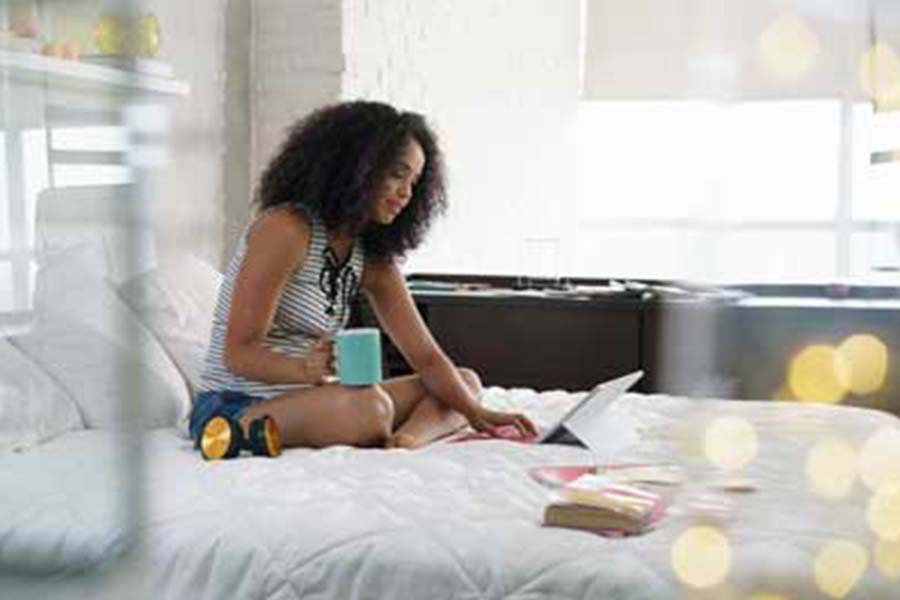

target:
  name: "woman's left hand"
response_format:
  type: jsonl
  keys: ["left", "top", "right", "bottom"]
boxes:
{"left": 465, "top": 406, "right": 539, "bottom": 440}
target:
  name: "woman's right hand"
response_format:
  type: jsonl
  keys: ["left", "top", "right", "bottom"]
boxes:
{"left": 302, "top": 337, "right": 336, "bottom": 384}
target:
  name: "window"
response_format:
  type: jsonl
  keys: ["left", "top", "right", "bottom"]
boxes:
{"left": 49, "top": 126, "right": 134, "bottom": 188}
{"left": 576, "top": 100, "right": 900, "bottom": 283}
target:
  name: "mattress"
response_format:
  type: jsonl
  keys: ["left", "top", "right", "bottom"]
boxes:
{"left": 2, "top": 388, "right": 899, "bottom": 599}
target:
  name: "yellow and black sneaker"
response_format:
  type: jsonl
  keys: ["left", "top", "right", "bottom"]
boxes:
{"left": 199, "top": 414, "right": 282, "bottom": 460}
{"left": 247, "top": 415, "right": 282, "bottom": 458}
{"left": 200, "top": 415, "right": 242, "bottom": 460}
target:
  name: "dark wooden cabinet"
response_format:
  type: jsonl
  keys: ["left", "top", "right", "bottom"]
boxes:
{"left": 352, "top": 276, "right": 900, "bottom": 416}
{"left": 422, "top": 298, "right": 641, "bottom": 390}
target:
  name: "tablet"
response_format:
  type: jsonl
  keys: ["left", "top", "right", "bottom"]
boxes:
{"left": 538, "top": 370, "right": 643, "bottom": 445}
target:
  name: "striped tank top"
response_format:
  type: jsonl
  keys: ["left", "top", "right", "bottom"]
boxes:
{"left": 200, "top": 210, "right": 364, "bottom": 398}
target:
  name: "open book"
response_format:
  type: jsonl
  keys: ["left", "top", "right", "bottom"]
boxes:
{"left": 542, "top": 473, "right": 667, "bottom": 536}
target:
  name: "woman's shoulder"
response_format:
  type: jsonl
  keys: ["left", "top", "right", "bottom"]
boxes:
{"left": 242, "top": 206, "right": 317, "bottom": 274}
{"left": 249, "top": 205, "right": 314, "bottom": 244}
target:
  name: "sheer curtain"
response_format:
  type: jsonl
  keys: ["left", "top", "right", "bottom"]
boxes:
{"left": 582, "top": 0, "right": 870, "bottom": 101}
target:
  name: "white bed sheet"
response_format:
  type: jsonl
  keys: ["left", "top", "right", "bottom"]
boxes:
{"left": 2, "top": 389, "right": 899, "bottom": 599}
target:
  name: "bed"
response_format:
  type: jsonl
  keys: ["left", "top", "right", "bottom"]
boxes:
{"left": 3, "top": 381, "right": 900, "bottom": 598}
{"left": 2, "top": 192, "right": 900, "bottom": 600}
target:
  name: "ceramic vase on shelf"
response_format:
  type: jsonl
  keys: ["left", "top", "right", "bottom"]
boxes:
{"left": 94, "top": 11, "right": 160, "bottom": 57}
{"left": 83, "top": 4, "right": 170, "bottom": 77}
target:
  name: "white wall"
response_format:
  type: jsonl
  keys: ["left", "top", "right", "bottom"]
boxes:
{"left": 152, "top": 0, "right": 344, "bottom": 268}
{"left": 342, "top": 0, "right": 582, "bottom": 276}
{"left": 222, "top": 0, "right": 252, "bottom": 265}
{"left": 145, "top": 0, "right": 229, "bottom": 267}
{"left": 250, "top": 0, "right": 343, "bottom": 182}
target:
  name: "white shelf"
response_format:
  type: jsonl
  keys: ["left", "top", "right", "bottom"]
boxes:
{"left": 0, "top": 48, "right": 189, "bottom": 98}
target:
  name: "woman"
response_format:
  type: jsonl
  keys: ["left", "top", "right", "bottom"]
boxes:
{"left": 191, "top": 100, "right": 537, "bottom": 458}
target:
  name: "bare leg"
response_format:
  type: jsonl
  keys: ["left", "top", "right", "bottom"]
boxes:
{"left": 238, "top": 384, "right": 395, "bottom": 448}
{"left": 379, "top": 368, "right": 482, "bottom": 449}
{"left": 231, "top": 367, "right": 480, "bottom": 450}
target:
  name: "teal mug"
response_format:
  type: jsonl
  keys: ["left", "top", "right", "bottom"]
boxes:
{"left": 336, "top": 328, "right": 383, "bottom": 386}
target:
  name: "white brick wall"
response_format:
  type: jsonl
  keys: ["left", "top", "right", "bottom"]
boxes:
{"left": 341, "top": 0, "right": 581, "bottom": 275}
{"left": 251, "top": 0, "right": 343, "bottom": 180}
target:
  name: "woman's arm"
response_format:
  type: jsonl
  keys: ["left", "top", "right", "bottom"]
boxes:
{"left": 223, "top": 209, "right": 333, "bottom": 385}
{"left": 361, "top": 260, "right": 536, "bottom": 436}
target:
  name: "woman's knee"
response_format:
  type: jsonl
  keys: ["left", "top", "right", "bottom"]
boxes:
{"left": 458, "top": 367, "right": 482, "bottom": 394}
{"left": 346, "top": 385, "right": 394, "bottom": 445}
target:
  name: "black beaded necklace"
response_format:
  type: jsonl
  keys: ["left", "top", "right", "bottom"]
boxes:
{"left": 318, "top": 246, "right": 359, "bottom": 322}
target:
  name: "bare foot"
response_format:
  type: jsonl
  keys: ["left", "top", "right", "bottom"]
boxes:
{"left": 385, "top": 433, "right": 418, "bottom": 449}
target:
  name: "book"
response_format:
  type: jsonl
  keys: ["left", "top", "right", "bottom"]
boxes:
{"left": 541, "top": 473, "right": 667, "bottom": 536}
{"left": 80, "top": 54, "right": 174, "bottom": 78}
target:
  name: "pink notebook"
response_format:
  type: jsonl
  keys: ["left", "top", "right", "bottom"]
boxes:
{"left": 448, "top": 424, "right": 537, "bottom": 443}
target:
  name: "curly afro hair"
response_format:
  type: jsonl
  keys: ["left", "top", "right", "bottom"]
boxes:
{"left": 254, "top": 100, "right": 447, "bottom": 261}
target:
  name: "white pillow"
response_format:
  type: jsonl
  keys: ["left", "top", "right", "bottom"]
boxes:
{"left": 9, "top": 247, "right": 191, "bottom": 430}
{"left": 117, "top": 254, "right": 222, "bottom": 435}
{"left": 0, "top": 339, "right": 83, "bottom": 453}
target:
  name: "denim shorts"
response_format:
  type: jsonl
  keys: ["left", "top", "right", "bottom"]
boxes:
{"left": 189, "top": 390, "right": 262, "bottom": 444}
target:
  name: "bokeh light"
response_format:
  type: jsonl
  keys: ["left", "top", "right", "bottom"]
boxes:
{"left": 813, "top": 540, "right": 868, "bottom": 599}
{"left": 747, "top": 594, "right": 791, "bottom": 600}
{"left": 860, "top": 42, "right": 900, "bottom": 111}
{"left": 836, "top": 334, "right": 888, "bottom": 395}
{"left": 788, "top": 345, "right": 848, "bottom": 404}
{"left": 805, "top": 437, "right": 857, "bottom": 499}
{"left": 868, "top": 483, "right": 900, "bottom": 542}
{"left": 704, "top": 417, "right": 758, "bottom": 471}
{"left": 671, "top": 525, "right": 732, "bottom": 589}
{"left": 857, "top": 427, "right": 900, "bottom": 491}
{"left": 756, "top": 14, "right": 820, "bottom": 82}
{"left": 875, "top": 538, "right": 900, "bottom": 580}
{"left": 672, "top": 416, "right": 708, "bottom": 460}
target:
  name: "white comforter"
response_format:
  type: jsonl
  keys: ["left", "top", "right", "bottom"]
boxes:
{"left": 2, "top": 390, "right": 899, "bottom": 599}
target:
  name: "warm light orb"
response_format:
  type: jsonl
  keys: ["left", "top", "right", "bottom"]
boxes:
{"left": 788, "top": 345, "right": 848, "bottom": 404}
{"left": 806, "top": 437, "right": 857, "bottom": 499}
{"left": 704, "top": 416, "right": 758, "bottom": 471}
{"left": 860, "top": 43, "right": 900, "bottom": 111}
{"left": 875, "top": 538, "right": 900, "bottom": 580}
{"left": 836, "top": 334, "right": 888, "bottom": 395}
{"left": 813, "top": 540, "right": 868, "bottom": 599}
{"left": 857, "top": 427, "right": 900, "bottom": 491}
{"left": 672, "top": 416, "right": 707, "bottom": 459}
{"left": 868, "top": 483, "right": 900, "bottom": 542}
{"left": 757, "top": 14, "right": 821, "bottom": 82}
{"left": 671, "top": 526, "right": 732, "bottom": 589}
